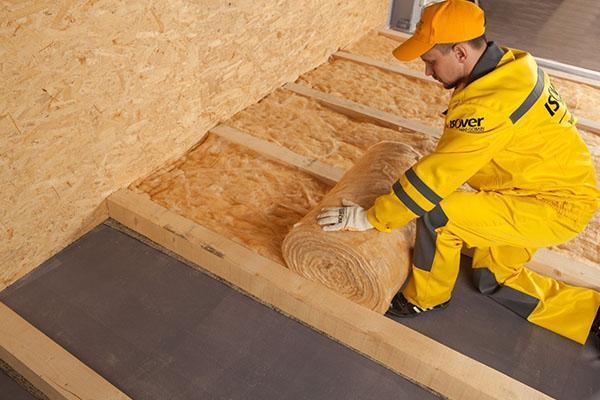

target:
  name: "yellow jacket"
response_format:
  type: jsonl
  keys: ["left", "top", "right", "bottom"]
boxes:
{"left": 367, "top": 43, "right": 599, "bottom": 233}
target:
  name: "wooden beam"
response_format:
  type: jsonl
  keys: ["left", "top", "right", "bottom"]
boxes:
{"left": 0, "top": 302, "right": 131, "bottom": 400}
{"left": 333, "top": 50, "right": 599, "bottom": 135}
{"left": 535, "top": 57, "right": 600, "bottom": 89}
{"left": 578, "top": 117, "right": 600, "bottom": 135}
{"left": 107, "top": 188, "right": 552, "bottom": 400}
{"left": 284, "top": 82, "right": 440, "bottom": 138}
{"left": 528, "top": 249, "right": 600, "bottom": 290}
{"left": 209, "top": 124, "right": 343, "bottom": 185}
{"left": 332, "top": 51, "right": 437, "bottom": 83}
{"left": 377, "top": 26, "right": 411, "bottom": 41}
{"left": 376, "top": 28, "right": 600, "bottom": 90}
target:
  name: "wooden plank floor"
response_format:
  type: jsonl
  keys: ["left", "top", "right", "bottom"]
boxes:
{"left": 0, "top": 223, "right": 439, "bottom": 400}
{"left": 482, "top": 0, "right": 600, "bottom": 71}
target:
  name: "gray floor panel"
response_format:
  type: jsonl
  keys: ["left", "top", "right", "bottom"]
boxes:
{"left": 0, "top": 223, "right": 437, "bottom": 400}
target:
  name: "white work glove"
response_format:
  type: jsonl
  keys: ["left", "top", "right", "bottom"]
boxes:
{"left": 316, "top": 199, "right": 374, "bottom": 232}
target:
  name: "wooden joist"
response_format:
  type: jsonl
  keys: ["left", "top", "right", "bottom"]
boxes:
{"left": 376, "top": 28, "right": 600, "bottom": 90}
{"left": 211, "top": 124, "right": 600, "bottom": 291}
{"left": 209, "top": 125, "right": 343, "bottom": 185}
{"left": 535, "top": 56, "right": 600, "bottom": 89}
{"left": 332, "top": 51, "right": 437, "bottom": 84}
{"left": 377, "top": 27, "right": 411, "bottom": 41}
{"left": 578, "top": 117, "right": 600, "bottom": 135}
{"left": 333, "top": 50, "right": 600, "bottom": 135}
{"left": 107, "top": 188, "right": 552, "bottom": 400}
{"left": 284, "top": 82, "right": 440, "bottom": 138}
{"left": 0, "top": 302, "right": 131, "bottom": 400}
{"left": 529, "top": 249, "right": 600, "bottom": 290}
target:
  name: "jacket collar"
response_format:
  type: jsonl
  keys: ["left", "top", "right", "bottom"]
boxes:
{"left": 467, "top": 41, "right": 505, "bottom": 85}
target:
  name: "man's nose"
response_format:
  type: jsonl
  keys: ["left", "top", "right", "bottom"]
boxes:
{"left": 425, "top": 64, "right": 433, "bottom": 76}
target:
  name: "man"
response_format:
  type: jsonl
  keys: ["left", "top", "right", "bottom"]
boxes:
{"left": 317, "top": 0, "right": 600, "bottom": 347}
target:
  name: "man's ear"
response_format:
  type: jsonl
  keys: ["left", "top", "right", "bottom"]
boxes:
{"left": 452, "top": 43, "right": 469, "bottom": 63}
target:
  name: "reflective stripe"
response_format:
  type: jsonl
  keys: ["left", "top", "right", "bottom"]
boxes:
{"left": 413, "top": 205, "right": 449, "bottom": 271}
{"left": 510, "top": 67, "right": 545, "bottom": 123}
{"left": 472, "top": 266, "right": 539, "bottom": 318}
{"left": 392, "top": 181, "right": 426, "bottom": 216}
{"left": 405, "top": 168, "right": 442, "bottom": 205}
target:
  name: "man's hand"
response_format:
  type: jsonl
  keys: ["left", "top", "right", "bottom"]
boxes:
{"left": 317, "top": 199, "right": 373, "bottom": 232}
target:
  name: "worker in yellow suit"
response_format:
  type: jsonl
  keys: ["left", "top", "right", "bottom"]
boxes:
{"left": 317, "top": 0, "right": 600, "bottom": 347}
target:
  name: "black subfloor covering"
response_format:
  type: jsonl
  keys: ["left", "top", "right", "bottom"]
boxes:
{"left": 390, "top": 256, "right": 600, "bottom": 400}
{"left": 0, "top": 369, "right": 38, "bottom": 400}
{"left": 0, "top": 223, "right": 437, "bottom": 400}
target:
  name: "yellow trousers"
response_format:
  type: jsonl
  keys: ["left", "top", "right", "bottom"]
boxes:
{"left": 402, "top": 191, "right": 600, "bottom": 344}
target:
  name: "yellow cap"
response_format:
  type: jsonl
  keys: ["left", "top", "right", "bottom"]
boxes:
{"left": 392, "top": 0, "right": 485, "bottom": 61}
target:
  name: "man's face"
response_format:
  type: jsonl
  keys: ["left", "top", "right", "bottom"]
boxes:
{"left": 421, "top": 46, "right": 465, "bottom": 89}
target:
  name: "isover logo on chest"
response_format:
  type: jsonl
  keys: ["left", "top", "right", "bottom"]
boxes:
{"left": 447, "top": 117, "right": 485, "bottom": 132}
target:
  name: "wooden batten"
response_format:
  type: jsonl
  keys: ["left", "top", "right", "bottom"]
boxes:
{"left": 284, "top": 83, "right": 440, "bottom": 138}
{"left": 578, "top": 118, "right": 600, "bottom": 135}
{"left": 377, "top": 26, "right": 411, "bottom": 41}
{"left": 332, "top": 51, "right": 437, "bottom": 84}
{"left": 209, "top": 125, "right": 343, "bottom": 185}
{"left": 0, "top": 303, "right": 131, "bottom": 400}
{"left": 528, "top": 249, "right": 600, "bottom": 290}
{"left": 107, "top": 188, "right": 552, "bottom": 400}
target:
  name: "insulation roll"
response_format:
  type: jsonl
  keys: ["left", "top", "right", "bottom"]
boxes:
{"left": 282, "top": 141, "right": 419, "bottom": 313}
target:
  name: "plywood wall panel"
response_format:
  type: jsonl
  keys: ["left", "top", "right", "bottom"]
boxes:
{"left": 0, "top": 0, "right": 388, "bottom": 288}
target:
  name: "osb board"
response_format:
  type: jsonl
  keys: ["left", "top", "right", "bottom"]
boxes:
{"left": 228, "top": 89, "right": 437, "bottom": 171}
{"left": 344, "top": 31, "right": 600, "bottom": 121}
{"left": 298, "top": 59, "right": 450, "bottom": 129}
{"left": 0, "top": 0, "right": 388, "bottom": 289}
{"left": 132, "top": 134, "right": 331, "bottom": 264}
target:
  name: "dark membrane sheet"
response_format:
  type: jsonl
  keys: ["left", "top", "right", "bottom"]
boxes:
{"left": 0, "top": 223, "right": 438, "bottom": 400}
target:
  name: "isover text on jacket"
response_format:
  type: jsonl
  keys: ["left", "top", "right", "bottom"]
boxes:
{"left": 447, "top": 117, "right": 485, "bottom": 133}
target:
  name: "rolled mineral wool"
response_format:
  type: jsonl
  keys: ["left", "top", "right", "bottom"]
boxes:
{"left": 282, "top": 141, "right": 419, "bottom": 313}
